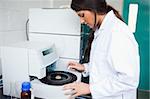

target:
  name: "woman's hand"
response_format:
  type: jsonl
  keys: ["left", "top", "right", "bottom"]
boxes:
{"left": 63, "top": 82, "right": 91, "bottom": 98}
{"left": 68, "top": 61, "right": 85, "bottom": 72}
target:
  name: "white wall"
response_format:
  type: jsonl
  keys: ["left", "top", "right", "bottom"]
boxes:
{"left": 106, "top": 0, "right": 123, "bottom": 15}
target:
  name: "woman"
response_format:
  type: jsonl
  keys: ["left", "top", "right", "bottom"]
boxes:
{"left": 63, "top": 0, "right": 140, "bottom": 99}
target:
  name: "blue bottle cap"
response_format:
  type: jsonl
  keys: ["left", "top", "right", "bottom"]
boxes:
{"left": 21, "top": 82, "right": 31, "bottom": 92}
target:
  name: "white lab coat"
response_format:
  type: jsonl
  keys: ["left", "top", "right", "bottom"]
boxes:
{"left": 82, "top": 10, "right": 140, "bottom": 99}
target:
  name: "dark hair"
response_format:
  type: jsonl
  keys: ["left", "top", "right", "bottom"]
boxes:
{"left": 71, "top": 0, "right": 124, "bottom": 21}
{"left": 71, "top": 0, "right": 124, "bottom": 63}
{"left": 71, "top": 0, "right": 107, "bottom": 14}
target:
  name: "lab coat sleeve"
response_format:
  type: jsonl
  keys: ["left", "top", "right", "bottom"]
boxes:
{"left": 82, "top": 63, "right": 90, "bottom": 77}
{"left": 90, "top": 30, "right": 140, "bottom": 98}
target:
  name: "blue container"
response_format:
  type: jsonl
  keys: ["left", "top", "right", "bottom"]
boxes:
{"left": 21, "top": 82, "right": 31, "bottom": 92}
{"left": 21, "top": 82, "right": 31, "bottom": 99}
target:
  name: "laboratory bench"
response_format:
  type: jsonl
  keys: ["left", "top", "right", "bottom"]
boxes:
{"left": 0, "top": 88, "right": 92, "bottom": 99}
{"left": 0, "top": 88, "right": 149, "bottom": 99}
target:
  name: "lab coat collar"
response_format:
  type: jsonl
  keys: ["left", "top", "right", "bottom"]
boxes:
{"left": 94, "top": 10, "right": 116, "bottom": 37}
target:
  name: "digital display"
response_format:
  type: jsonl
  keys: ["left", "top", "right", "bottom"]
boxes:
{"left": 42, "top": 48, "right": 53, "bottom": 56}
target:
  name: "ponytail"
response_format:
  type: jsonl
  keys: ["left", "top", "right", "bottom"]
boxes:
{"left": 107, "top": 5, "right": 124, "bottom": 22}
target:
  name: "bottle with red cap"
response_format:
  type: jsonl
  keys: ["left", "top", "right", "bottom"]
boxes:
{"left": 21, "top": 82, "right": 31, "bottom": 99}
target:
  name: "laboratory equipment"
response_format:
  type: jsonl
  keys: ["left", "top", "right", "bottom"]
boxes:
{"left": 28, "top": 8, "right": 82, "bottom": 98}
{"left": 1, "top": 8, "right": 81, "bottom": 99}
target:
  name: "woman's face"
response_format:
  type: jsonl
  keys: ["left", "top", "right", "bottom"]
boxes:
{"left": 77, "top": 10, "right": 95, "bottom": 28}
